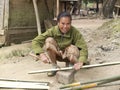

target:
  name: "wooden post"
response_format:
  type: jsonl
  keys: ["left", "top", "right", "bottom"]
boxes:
{"left": 0, "top": 0, "right": 5, "bottom": 31}
{"left": 32, "top": 0, "right": 41, "bottom": 35}
{"left": 115, "top": 5, "right": 120, "bottom": 17}
{"left": 56, "top": 0, "right": 59, "bottom": 17}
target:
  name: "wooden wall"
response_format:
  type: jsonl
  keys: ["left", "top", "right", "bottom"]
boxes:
{"left": 5, "top": 0, "right": 55, "bottom": 45}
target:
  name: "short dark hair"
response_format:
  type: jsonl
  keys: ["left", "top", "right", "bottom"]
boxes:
{"left": 57, "top": 12, "right": 72, "bottom": 22}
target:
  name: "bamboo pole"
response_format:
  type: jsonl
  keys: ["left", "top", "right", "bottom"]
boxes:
{"left": 29, "top": 66, "right": 73, "bottom": 74}
{"left": 96, "top": 82, "right": 120, "bottom": 87}
{"left": 60, "top": 74, "right": 120, "bottom": 89}
{"left": 61, "top": 75, "right": 120, "bottom": 90}
{"left": 28, "top": 61, "right": 120, "bottom": 74}
{"left": 32, "top": 0, "right": 41, "bottom": 35}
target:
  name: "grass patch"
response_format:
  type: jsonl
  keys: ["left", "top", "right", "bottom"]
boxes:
{"left": 98, "top": 18, "right": 120, "bottom": 35}
{"left": 0, "top": 46, "right": 31, "bottom": 59}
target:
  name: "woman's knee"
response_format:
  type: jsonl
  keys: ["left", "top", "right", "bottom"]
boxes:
{"left": 66, "top": 45, "right": 80, "bottom": 58}
{"left": 45, "top": 37, "right": 57, "bottom": 47}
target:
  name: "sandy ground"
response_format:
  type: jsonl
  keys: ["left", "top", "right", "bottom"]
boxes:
{"left": 0, "top": 18, "right": 120, "bottom": 90}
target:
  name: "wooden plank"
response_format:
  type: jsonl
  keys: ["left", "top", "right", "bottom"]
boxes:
{"left": 9, "top": 26, "right": 37, "bottom": 30}
{"left": 60, "top": 0, "right": 78, "bottom": 1}
{"left": 8, "top": 28, "right": 37, "bottom": 34}
{"left": 5, "top": 28, "right": 37, "bottom": 45}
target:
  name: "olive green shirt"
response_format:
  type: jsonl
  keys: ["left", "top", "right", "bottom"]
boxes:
{"left": 32, "top": 25, "right": 88, "bottom": 63}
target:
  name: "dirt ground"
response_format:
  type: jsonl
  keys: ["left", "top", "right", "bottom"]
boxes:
{"left": 0, "top": 18, "right": 120, "bottom": 90}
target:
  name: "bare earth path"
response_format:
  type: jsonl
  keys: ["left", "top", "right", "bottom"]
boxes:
{"left": 0, "top": 19, "right": 120, "bottom": 90}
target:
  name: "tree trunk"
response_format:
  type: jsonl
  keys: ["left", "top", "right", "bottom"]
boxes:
{"left": 96, "top": 0, "right": 99, "bottom": 13}
{"left": 103, "top": 0, "right": 117, "bottom": 18}
{"left": 77, "top": 0, "right": 82, "bottom": 15}
{"left": 98, "top": 0, "right": 103, "bottom": 17}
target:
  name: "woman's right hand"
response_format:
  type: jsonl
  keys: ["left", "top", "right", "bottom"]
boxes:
{"left": 39, "top": 53, "right": 51, "bottom": 63}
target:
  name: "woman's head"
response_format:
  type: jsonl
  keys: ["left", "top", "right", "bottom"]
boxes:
{"left": 57, "top": 12, "right": 72, "bottom": 22}
{"left": 57, "top": 12, "right": 72, "bottom": 34}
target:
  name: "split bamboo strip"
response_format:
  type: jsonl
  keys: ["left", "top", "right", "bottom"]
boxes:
{"left": 0, "top": 78, "right": 49, "bottom": 86}
{"left": 0, "top": 79, "right": 49, "bottom": 89}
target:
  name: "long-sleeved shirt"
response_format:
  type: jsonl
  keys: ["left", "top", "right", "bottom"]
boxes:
{"left": 32, "top": 25, "right": 88, "bottom": 63}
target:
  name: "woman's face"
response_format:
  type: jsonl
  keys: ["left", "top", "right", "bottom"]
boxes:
{"left": 58, "top": 17, "right": 71, "bottom": 34}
